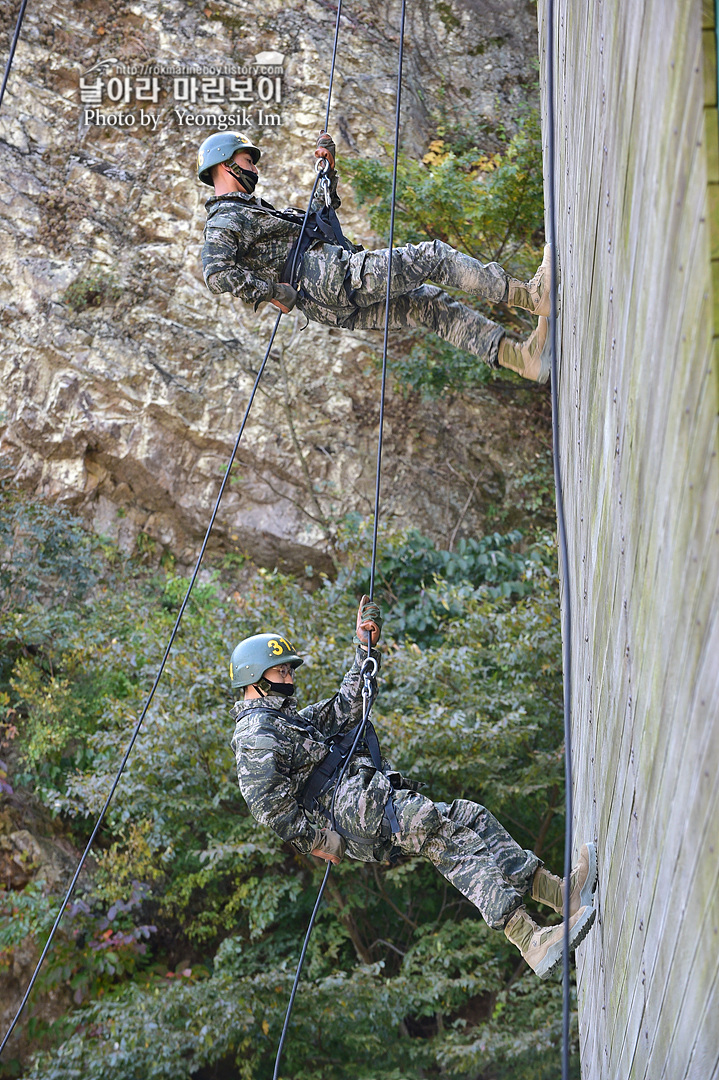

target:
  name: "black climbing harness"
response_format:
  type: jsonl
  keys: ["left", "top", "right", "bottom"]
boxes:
{"left": 299, "top": 721, "right": 401, "bottom": 840}
{"left": 233, "top": 669, "right": 401, "bottom": 844}
{"left": 282, "top": 163, "right": 357, "bottom": 287}
{"left": 204, "top": 160, "right": 358, "bottom": 303}
{"left": 270, "top": 652, "right": 391, "bottom": 1080}
{"left": 204, "top": 185, "right": 354, "bottom": 268}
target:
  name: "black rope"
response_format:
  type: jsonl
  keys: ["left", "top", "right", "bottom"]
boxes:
{"left": 0, "top": 51, "right": 340, "bottom": 1051}
{"left": 271, "top": 862, "right": 331, "bottom": 1080}
{"left": 270, "top": 1, "right": 407, "bottom": 1075}
{"left": 289, "top": 171, "right": 322, "bottom": 285}
{"left": 0, "top": 313, "right": 283, "bottom": 1058}
{"left": 271, "top": 657, "right": 377, "bottom": 1080}
{"left": 0, "top": 0, "right": 28, "bottom": 114}
{"left": 369, "top": 0, "right": 406, "bottom": 604}
{"left": 544, "top": 1, "right": 573, "bottom": 1076}
{"left": 323, "top": 0, "right": 343, "bottom": 134}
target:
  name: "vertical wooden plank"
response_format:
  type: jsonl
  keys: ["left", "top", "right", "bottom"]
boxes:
{"left": 537, "top": 0, "right": 719, "bottom": 1078}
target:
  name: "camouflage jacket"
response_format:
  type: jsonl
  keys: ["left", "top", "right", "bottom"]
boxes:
{"left": 230, "top": 647, "right": 408, "bottom": 855}
{"left": 202, "top": 167, "right": 342, "bottom": 308}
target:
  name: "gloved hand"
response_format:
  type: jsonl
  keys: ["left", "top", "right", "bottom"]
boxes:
{"left": 270, "top": 282, "right": 299, "bottom": 313}
{"left": 355, "top": 593, "right": 382, "bottom": 646}
{"left": 311, "top": 826, "right": 346, "bottom": 864}
{"left": 314, "top": 130, "right": 336, "bottom": 169}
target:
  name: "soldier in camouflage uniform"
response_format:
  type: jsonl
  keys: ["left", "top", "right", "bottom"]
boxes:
{"left": 198, "top": 131, "right": 553, "bottom": 383}
{"left": 229, "top": 599, "right": 597, "bottom": 979}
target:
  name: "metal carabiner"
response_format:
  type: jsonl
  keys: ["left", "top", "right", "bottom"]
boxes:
{"left": 360, "top": 655, "right": 378, "bottom": 680}
{"left": 315, "top": 157, "right": 332, "bottom": 207}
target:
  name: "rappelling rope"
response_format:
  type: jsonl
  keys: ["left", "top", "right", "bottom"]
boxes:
{"left": 0, "top": 0, "right": 28, "bottom": 114}
{"left": 270, "top": 2, "right": 407, "bottom": 1076}
{"left": 0, "top": 315, "right": 284, "bottom": 1056}
{"left": 368, "top": 0, "right": 405, "bottom": 603}
{"left": 323, "top": 0, "right": 343, "bottom": 134}
{"left": 0, "top": 4, "right": 346, "bottom": 1054}
{"left": 544, "top": 1, "right": 574, "bottom": 1077}
{"left": 271, "top": 657, "right": 377, "bottom": 1080}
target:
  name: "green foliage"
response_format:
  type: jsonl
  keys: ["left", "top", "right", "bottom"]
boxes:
{"left": 63, "top": 268, "right": 121, "bottom": 312}
{"left": 339, "top": 526, "right": 548, "bottom": 647}
{"left": 508, "top": 452, "right": 556, "bottom": 522}
{"left": 0, "top": 489, "right": 109, "bottom": 792}
{"left": 346, "top": 110, "right": 544, "bottom": 273}
{"left": 24, "top": 954, "right": 578, "bottom": 1080}
{"left": 0, "top": 882, "right": 156, "bottom": 1013}
{"left": 346, "top": 109, "right": 545, "bottom": 398}
{"left": 0, "top": 493, "right": 574, "bottom": 1080}
{"left": 0, "top": 486, "right": 100, "bottom": 613}
{"left": 390, "top": 330, "right": 494, "bottom": 399}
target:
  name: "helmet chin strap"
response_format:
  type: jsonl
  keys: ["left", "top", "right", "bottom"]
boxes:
{"left": 225, "top": 160, "right": 258, "bottom": 194}
{"left": 254, "top": 677, "right": 294, "bottom": 697}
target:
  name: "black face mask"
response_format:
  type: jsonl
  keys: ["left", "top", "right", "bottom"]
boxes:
{"left": 256, "top": 678, "right": 294, "bottom": 698}
{"left": 226, "top": 160, "right": 258, "bottom": 194}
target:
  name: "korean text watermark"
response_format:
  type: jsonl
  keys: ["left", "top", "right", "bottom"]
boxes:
{"left": 78, "top": 55, "right": 285, "bottom": 130}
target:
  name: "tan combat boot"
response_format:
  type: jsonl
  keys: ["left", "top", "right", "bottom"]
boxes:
{"left": 506, "top": 244, "right": 553, "bottom": 316}
{"left": 531, "top": 842, "right": 598, "bottom": 917}
{"left": 504, "top": 904, "right": 596, "bottom": 980}
{"left": 498, "top": 316, "right": 550, "bottom": 383}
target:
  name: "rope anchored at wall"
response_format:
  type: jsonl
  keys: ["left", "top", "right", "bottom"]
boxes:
{"left": 543, "top": 0, "right": 575, "bottom": 1076}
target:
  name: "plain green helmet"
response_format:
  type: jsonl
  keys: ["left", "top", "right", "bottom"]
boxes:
{"left": 197, "top": 132, "right": 261, "bottom": 186}
{"left": 229, "top": 633, "right": 304, "bottom": 690}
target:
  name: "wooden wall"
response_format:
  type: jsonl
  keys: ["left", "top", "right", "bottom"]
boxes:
{"left": 537, "top": 2, "right": 719, "bottom": 1078}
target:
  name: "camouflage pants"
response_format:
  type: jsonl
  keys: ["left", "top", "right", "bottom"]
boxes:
{"left": 328, "top": 776, "right": 540, "bottom": 930}
{"left": 297, "top": 239, "right": 507, "bottom": 367}
{"left": 420, "top": 798, "right": 541, "bottom": 929}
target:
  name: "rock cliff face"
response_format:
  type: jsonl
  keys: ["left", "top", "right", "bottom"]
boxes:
{"left": 0, "top": 0, "right": 545, "bottom": 573}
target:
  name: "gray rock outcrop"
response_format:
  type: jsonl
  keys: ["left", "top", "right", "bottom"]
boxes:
{"left": 0, "top": 0, "right": 545, "bottom": 573}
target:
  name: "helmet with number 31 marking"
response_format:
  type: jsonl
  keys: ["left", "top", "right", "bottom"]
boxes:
{"left": 229, "top": 633, "right": 304, "bottom": 690}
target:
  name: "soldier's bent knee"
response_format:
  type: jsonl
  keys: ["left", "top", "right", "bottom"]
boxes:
{"left": 392, "top": 792, "right": 442, "bottom": 854}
